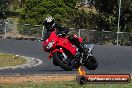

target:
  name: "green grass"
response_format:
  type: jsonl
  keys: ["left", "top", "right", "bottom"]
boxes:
{"left": 0, "top": 81, "right": 132, "bottom": 88}
{"left": 0, "top": 53, "right": 27, "bottom": 67}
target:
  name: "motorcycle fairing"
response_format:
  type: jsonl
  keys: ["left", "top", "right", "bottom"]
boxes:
{"left": 57, "top": 37, "right": 77, "bottom": 55}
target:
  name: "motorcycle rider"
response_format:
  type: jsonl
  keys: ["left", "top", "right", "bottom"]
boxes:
{"left": 42, "top": 16, "right": 85, "bottom": 54}
{"left": 42, "top": 16, "right": 68, "bottom": 40}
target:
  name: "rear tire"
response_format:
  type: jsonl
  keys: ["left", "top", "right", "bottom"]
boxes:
{"left": 53, "top": 52, "right": 73, "bottom": 71}
{"left": 84, "top": 56, "right": 98, "bottom": 70}
{"left": 76, "top": 76, "right": 86, "bottom": 85}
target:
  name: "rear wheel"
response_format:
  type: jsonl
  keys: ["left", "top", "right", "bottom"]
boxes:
{"left": 53, "top": 52, "right": 73, "bottom": 71}
{"left": 84, "top": 56, "right": 98, "bottom": 70}
{"left": 76, "top": 76, "right": 87, "bottom": 85}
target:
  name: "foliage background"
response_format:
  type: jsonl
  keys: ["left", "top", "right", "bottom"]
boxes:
{"left": 0, "top": 0, "right": 132, "bottom": 34}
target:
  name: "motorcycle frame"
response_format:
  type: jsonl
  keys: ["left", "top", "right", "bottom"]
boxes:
{"left": 42, "top": 31, "right": 83, "bottom": 60}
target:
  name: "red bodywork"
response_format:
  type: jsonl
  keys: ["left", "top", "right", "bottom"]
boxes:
{"left": 42, "top": 31, "right": 83, "bottom": 60}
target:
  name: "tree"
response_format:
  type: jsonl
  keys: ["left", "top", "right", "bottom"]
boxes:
{"left": 95, "top": 0, "right": 132, "bottom": 32}
{"left": 95, "top": 0, "right": 118, "bottom": 31}
{"left": 95, "top": 0, "right": 118, "bottom": 15}
{"left": 20, "top": 0, "right": 77, "bottom": 25}
{"left": 67, "top": 10, "right": 97, "bottom": 29}
{"left": 0, "top": 0, "right": 10, "bottom": 19}
{"left": 18, "top": 0, "right": 78, "bottom": 35}
{"left": 120, "top": 0, "right": 132, "bottom": 32}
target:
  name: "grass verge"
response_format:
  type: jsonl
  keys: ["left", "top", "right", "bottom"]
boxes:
{"left": 0, "top": 53, "right": 27, "bottom": 67}
{"left": 0, "top": 80, "right": 132, "bottom": 88}
{"left": 0, "top": 74, "right": 131, "bottom": 88}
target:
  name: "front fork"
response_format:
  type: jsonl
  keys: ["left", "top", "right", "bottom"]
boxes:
{"left": 48, "top": 48, "right": 67, "bottom": 61}
{"left": 60, "top": 48, "right": 68, "bottom": 62}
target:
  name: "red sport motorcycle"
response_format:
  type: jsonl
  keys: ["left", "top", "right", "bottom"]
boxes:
{"left": 42, "top": 30, "right": 98, "bottom": 71}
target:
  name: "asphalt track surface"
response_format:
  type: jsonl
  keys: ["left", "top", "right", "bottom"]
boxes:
{"left": 0, "top": 39, "right": 132, "bottom": 75}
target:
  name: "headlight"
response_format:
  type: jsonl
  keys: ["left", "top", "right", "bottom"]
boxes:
{"left": 46, "top": 41, "right": 54, "bottom": 49}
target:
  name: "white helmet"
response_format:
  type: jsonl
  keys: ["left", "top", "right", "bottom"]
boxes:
{"left": 44, "top": 16, "right": 55, "bottom": 30}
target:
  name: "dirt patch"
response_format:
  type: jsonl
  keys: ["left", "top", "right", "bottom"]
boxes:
{"left": 6, "top": 29, "right": 37, "bottom": 39}
{"left": 0, "top": 74, "right": 131, "bottom": 84}
{"left": 0, "top": 74, "right": 76, "bottom": 84}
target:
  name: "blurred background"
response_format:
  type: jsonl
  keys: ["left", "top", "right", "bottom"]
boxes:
{"left": 0, "top": 0, "right": 132, "bottom": 45}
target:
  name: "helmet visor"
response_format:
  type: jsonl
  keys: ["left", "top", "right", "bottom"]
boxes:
{"left": 45, "top": 21, "right": 54, "bottom": 30}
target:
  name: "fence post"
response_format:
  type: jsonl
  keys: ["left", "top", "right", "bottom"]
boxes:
{"left": 78, "top": 29, "right": 85, "bottom": 37}
{"left": 4, "top": 20, "right": 8, "bottom": 39}
{"left": 117, "top": 0, "right": 122, "bottom": 45}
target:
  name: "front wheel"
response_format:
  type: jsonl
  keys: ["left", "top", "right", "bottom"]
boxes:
{"left": 84, "top": 56, "right": 98, "bottom": 70}
{"left": 53, "top": 52, "right": 73, "bottom": 71}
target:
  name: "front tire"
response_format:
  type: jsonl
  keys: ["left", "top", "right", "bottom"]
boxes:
{"left": 53, "top": 59, "right": 59, "bottom": 66}
{"left": 53, "top": 52, "right": 73, "bottom": 71}
{"left": 84, "top": 56, "right": 98, "bottom": 70}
